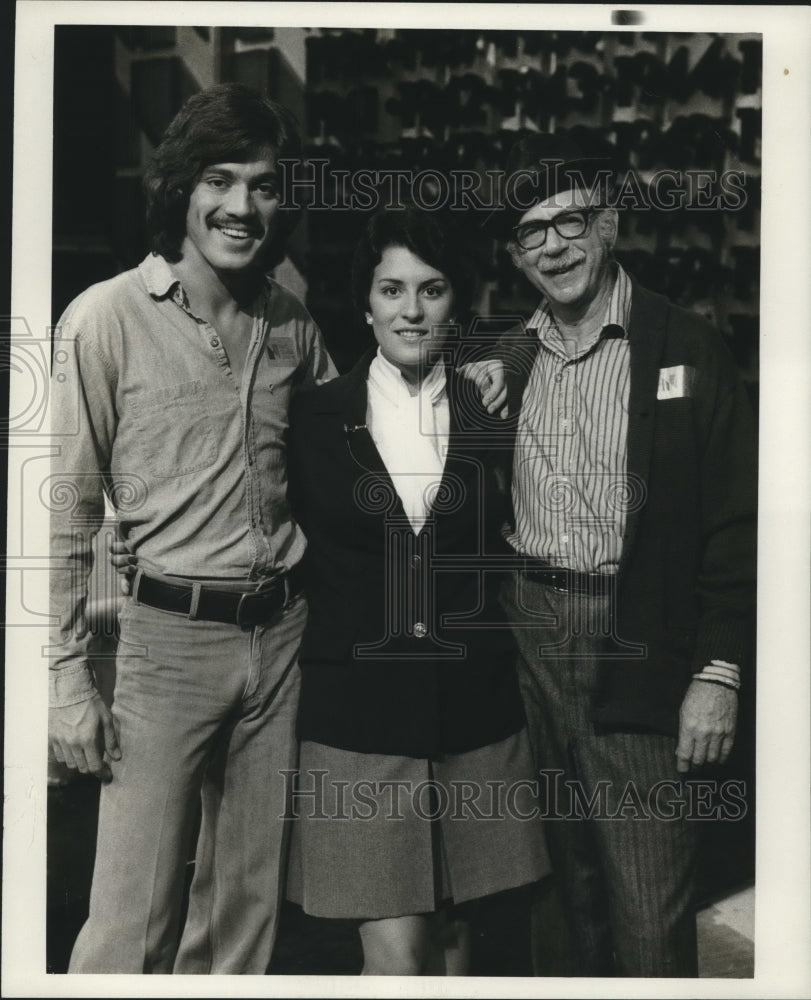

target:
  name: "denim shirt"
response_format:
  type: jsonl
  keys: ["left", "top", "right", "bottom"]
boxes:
{"left": 49, "top": 253, "right": 336, "bottom": 706}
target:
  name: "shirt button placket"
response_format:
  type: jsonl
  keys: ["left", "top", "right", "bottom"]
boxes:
{"left": 560, "top": 363, "right": 572, "bottom": 430}
{"left": 246, "top": 322, "right": 270, "bottom": 570}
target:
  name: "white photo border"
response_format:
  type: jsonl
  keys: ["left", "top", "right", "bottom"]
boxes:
{"left": 5, "top": 3, "right": 810, "bottom": 998}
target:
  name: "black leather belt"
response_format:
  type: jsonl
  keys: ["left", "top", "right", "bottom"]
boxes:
{"left": 521, "top": 563, "right": 614, "bottom": 596}
{"left": 134, "top": 566, "right": 305, "bottom": 626}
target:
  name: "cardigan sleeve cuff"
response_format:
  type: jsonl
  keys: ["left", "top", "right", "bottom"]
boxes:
{"left": 691, "top": 612, "right": 752, "bottom": 677}
{"left": 694, "top": 661, "right": 741, "bottom": 690}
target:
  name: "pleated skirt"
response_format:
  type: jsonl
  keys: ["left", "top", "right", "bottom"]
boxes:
{"left": 286, "top": 726, "right": 550, "bottom": 920}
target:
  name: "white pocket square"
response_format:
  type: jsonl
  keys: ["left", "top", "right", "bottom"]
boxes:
{"left": 657, "top": 365, "right": 696, "bottom": 400}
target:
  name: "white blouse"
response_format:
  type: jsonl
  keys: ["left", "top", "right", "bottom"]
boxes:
{"left": 366, "top": 349, "right": 450, "bottom": 533}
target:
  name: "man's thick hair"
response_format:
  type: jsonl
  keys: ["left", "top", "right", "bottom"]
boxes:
{"left": 351, "top": 205, "right": 477, "bottom": 324}
{"left": 144, "top": 83, "right": 302, "bottom": 268}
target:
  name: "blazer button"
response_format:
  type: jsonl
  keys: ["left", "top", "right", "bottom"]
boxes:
{"left": 414, "top": 622, "right": 427, "bottom": 638}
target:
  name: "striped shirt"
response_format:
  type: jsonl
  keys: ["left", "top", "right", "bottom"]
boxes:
{"left": 506, "top": 264, "right": 633, "bottom": 574}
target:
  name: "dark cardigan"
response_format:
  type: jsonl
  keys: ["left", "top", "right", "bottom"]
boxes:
{"left": 501, "top": 280, "right": 758, "bottom": 736}
{"left": 287, "top": 352, "right": 526, "bottom": 758}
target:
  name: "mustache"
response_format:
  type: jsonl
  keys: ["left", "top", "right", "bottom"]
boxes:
{"left": 538, "top": 253, "right": 583, "bottom": 274}
{"left": 211, "top": 218, "right": 263, "bottom": 234}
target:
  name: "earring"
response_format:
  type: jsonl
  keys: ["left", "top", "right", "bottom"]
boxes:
{"left": 365, "top": 314, "right": 373, "bottom": 324}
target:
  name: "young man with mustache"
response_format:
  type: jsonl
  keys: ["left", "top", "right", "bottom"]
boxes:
{"left": 48, "top": 83, "right": 337, "bottom": 974}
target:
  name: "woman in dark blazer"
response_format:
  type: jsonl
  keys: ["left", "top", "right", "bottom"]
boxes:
{"left": 285, "top": 207, "right": 549, "bottom": 974}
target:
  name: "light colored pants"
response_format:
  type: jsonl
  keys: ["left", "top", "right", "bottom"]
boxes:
{"left": 69, "top": 592, "right": 307, "bottom": 974}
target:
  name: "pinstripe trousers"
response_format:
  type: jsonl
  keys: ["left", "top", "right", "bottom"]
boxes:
{"left": 501, "top": 572, "right": 698, "bottom": 977}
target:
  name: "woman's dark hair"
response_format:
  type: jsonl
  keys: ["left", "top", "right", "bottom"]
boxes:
{"left": 351, "top": 205, "right": 478, "bottom": 324}
{"left": 144, "top": 83, "right": 302, "bottom": 268}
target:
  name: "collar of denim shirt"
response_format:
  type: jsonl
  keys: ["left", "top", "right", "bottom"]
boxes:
{"left": 138, "top": 252, "right": 272, "bottom": 316}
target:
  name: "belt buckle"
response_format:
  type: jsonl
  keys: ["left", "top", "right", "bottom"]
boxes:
{"left": 236, "top": 590, "right": 267, "bottom": 626}
{"left": 235, "top": 582, "right": 283, "bottom": 626}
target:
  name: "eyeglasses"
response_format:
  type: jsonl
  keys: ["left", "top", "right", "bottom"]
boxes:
{"left": 512, "top": 208, "right": 599, "bottom": 251}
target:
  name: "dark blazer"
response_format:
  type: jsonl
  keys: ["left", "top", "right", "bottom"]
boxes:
{"left": 502, "top": 280, "right": 758, "bottom": 737}
{"left": 288, "top": 349, "right": 526, "bottom": 758}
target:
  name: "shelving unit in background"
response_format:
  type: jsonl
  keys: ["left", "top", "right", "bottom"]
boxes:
{"left": 53, "top": 26, "right": 760, "bottom": 390}
{"left": 302, "top": 28, "right": 761, "bottom": 390}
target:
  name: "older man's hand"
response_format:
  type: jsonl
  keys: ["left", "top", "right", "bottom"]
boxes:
{"left": 675, "top": 679, "right": 738, "bottom": 773}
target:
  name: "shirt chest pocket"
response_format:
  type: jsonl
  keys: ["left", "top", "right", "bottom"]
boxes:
{"left": 253, "top": 364, "right": 298, "bottom": 432}
{"left": 129, "top": 379, "right": 217, "bottom": 478}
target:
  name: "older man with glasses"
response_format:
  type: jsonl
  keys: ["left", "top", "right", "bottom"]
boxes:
{"left": 486, "top": 133, "right": 757, "bottom": 977}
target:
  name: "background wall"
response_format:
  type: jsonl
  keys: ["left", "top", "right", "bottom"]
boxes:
{"left": 52, "top": 25, "right": 760, "bottom": 391}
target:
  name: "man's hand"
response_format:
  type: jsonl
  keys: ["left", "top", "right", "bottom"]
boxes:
{"left": 50, "top": 695, "right": 121, "bottom": 783}
{"left": 110, "top": 537, "right": 136, "bottom": 596}
{"left": 457, "top": 359, "right": 509, "bottom": 418}
{"left": 675, "top": 679, "right": 738, "bottom": 773}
